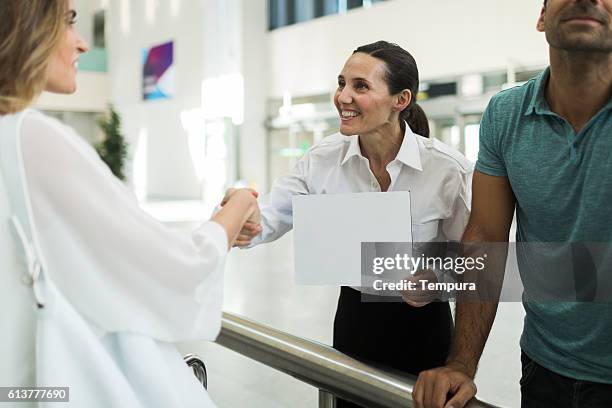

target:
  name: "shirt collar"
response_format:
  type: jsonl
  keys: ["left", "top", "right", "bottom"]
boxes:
{"left": 524, "top": 67, "right": 612, "bottom": 117}
{"left": 341, "top": 135, "right": 362, "bottom": 166}
{"left": 340, "top": 122, "right": 423, "bottom": 171}
{"left": 524, "top": 67, "right": 552, "bottom": 117}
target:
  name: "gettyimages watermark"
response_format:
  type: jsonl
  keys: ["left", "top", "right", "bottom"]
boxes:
{"left": 370, "top": 251, "right": 486, "bottom": 292}
{"left": 354, "top": 242, "right": 612, "bottom": 303}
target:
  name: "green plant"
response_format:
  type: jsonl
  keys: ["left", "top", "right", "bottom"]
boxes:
{"left": 96, "top": 105, "right": 128, "bottom": 181}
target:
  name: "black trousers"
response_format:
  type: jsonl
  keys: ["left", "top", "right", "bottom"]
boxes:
{"left": 332, "top": 287, "right": 453, "bottom": 408}
{"left": 521, "top": 351, "right": 612, "bottom": 408}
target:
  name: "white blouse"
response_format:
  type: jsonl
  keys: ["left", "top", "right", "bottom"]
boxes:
{"left": 252, "top": 125, "right": 473, "bottom": 250}
{"left": 0, "top": 110, "right": 227, "bottom": 407}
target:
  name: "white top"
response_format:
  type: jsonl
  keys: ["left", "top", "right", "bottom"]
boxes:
{"left": 252, "top": 125, "right": 473, "bottom": 251}
{"left": 0, "top": 110, "right": 226, "bottom": 406}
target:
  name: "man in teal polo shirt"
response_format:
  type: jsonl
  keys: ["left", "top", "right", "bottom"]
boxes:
{"left": 413, "top": 0, "right": 612, "bottom": 407}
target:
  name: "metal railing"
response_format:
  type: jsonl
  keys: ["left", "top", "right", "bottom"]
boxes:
{"left": 216, "top": 312, "right": 501, "bottom": 408}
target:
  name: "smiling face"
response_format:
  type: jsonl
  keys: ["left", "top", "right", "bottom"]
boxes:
{"left": 537, "top": 0, "right": 612, "bottom": 52}
{"left": 45, "top": 0, "right": 89, "bottom": 94}
{"left": 333, "top": 52, "right": 409, "bottom": 136}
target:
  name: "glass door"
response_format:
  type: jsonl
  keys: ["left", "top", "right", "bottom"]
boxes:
{"left": 458, "top": 114, "right": 482, "bottom": 163}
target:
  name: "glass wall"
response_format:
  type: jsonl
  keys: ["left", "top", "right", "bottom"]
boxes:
{"left": 347, "top": 0, "right": 363, "bottom": 10}
{"left": 269, "top": 0, "right": 389, "bottom": 30}
{"left": 266, "top": 93, "right": 338, "bottom": 182}
{"left": 314, "top": 0, "right": 339, "bottom": 17}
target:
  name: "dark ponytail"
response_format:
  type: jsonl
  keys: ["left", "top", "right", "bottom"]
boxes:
{"left": 353, "top": 40, "right": 430, "bottom": 138}
{"left": 404, "top": 103, "right": 430, "bottom": 139}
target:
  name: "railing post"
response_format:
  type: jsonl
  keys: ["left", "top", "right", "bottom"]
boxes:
{"left": 319, "top": 390, "right": 336, "bottom": 408}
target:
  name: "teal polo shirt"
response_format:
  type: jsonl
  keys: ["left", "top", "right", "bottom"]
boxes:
{"left": 476, "top": 68, "right": 612, "bottom": 383}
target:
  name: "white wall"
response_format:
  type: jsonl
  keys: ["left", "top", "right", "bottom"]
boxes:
{"left": 106, "top": 0, "right": 269, "bottom": 199}
{"left": 267, "top": 0, "right": 550, "bottom": 98}
{"left": 107, "top": 0, "right": 205, "bottom": 199}
{"left": 74, "top": 0, "right": 106, "bottom": 47}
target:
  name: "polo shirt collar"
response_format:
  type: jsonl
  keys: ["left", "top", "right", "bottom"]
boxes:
{"left": 340, "top": 122, "right": 423, "bottom": 171}
{"left": 524, "top": 67, "right": 552, "bottom": 117}
{"left": 524, "top": 67, "right": 612, "bottom": 117}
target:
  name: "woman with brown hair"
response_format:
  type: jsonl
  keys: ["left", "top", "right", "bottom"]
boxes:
{"left": 229, "top": 40, "right": 473, "bottom": 407}
{"left": 0, "top": 1, "right": 257, "bottom": 406}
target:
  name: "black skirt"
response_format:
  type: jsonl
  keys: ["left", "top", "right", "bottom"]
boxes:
{"left": 332, "top": 286, "right": 453, "bottom": 407}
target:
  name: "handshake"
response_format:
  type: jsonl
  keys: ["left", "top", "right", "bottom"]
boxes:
{"left": 220, "top": 188, "right": 263, "bottom": 247}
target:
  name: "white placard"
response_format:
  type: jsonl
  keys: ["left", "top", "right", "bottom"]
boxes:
{"left": 292, "top": 192, "right": 412, "bottom": 285}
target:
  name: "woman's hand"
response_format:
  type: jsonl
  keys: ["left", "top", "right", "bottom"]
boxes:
{"left": 211, "top": 188, "right": 261, "bottom": 249}
{"left": 221, "top": 188, "right": 262, "bottom": 247}
{"left": 401, "top": 269, "right": 440, "bottom": 307}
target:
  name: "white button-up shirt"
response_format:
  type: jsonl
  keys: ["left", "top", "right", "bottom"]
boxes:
{"left": 252, "top": 125, "right": 473, "bottom": 248}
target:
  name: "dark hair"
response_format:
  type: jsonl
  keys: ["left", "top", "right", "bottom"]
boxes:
{"left": 353, "top": 40, "right": 430, "bottom": 138}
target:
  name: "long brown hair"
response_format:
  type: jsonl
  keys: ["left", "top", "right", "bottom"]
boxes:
{"left": 0, "top": 0, "right": 67, "bottom": 114}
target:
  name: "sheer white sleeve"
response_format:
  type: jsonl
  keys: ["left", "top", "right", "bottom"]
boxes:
{"left": 20, "top": 111, "right": 227, "bottom": 342}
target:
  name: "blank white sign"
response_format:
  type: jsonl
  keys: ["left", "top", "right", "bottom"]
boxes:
{"left": 292, "top": 192, "right": 413, "bottom": 285}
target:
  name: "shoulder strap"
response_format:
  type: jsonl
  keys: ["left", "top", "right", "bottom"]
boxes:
{"left": 0, "top": 110, "right": 46, "bottom": 307}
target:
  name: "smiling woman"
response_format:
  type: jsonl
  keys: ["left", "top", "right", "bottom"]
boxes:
{"left": 227, "top": 40, "right": 474, "bottom": 408}
{"left": 45, "top": 7, "right": 89, "bottom": 94}
{"left": 0, "top": 1, "right": 259, "bottom": 407}
{"left": 335, "top": 41, "right": 429, "bottom": 140}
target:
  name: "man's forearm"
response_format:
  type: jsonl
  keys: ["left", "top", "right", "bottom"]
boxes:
{"left": 446, "top": 300, "right": 498, "bottom": 378}
{"left": 446, "top": 223, "right": 507, "bottom": 377}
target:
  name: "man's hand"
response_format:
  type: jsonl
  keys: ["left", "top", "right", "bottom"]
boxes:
{"left": 221, "top": 188, "right": 262, "bottom": 246}
{"left": 413, "top": 364, "right": 477, "bottom": 408}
